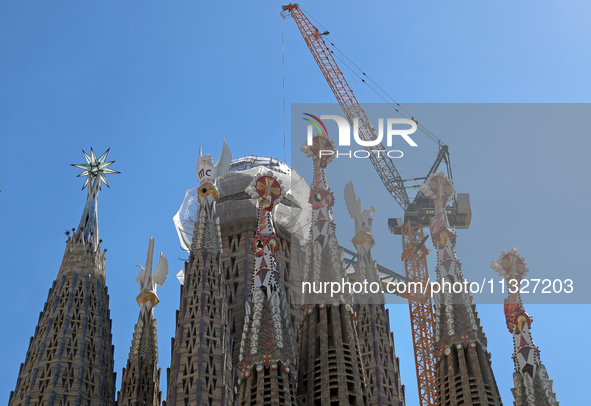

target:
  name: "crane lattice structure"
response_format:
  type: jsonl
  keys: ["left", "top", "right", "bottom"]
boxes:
{"left": 281, "top": 5, "right": 471, "bottom": 406}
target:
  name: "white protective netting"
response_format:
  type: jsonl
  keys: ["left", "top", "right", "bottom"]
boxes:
{"left": 173, "top": 158, "right": 310, "bottom": 253}
{"left": 173, "top": 186, "right": 200, "bottom": 252}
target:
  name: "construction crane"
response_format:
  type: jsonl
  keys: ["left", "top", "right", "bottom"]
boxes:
{"left": 281, "top": 5, "right": 471, "bottom": 406}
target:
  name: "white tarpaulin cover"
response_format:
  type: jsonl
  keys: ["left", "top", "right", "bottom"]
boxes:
{"left": 173, "top": 158, "right": 310, "bottom": 253}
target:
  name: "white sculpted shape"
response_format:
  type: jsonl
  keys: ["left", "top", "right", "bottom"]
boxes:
{"left": 136, "top": 236, "right": 169, "bottom": 294}
{"left": 344, "top": 181, "right": 375, "bottom": 234}
{"left": 196, "top": 139, "right": 232, "bottom": 185}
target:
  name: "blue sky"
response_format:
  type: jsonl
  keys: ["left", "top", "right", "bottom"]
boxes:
{"left": 1, "top": 1, "right": 590, "bottom": 404}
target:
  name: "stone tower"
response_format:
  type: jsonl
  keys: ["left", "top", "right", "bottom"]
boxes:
{"left": 420, "top": 173, "right": 503, "bottom": 406}
{"left": 117, "top": 237, "right": 168, "bottom": 406}
{"left": 491, "top": 249, "right": 558, "bottom": 406}
{"left": 8, "top": 149, "right": 119, "bottom": 406}
{"left": 297, "top": 132, "right": 369, "bottom": 406}
{"left": 172, "top": 155, "right": 308, "bottom": 400}
{"left": 344, "top": 181, "right": 406, "bottom": 406}
{"left": 235, "top": 171, "right": 298, "bottom": 405}
{"left": 167, "top": 142, "right": 234, "bottom": 406}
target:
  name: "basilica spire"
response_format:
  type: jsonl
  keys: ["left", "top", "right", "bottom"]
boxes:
{"left": 421, "top": 172, "right": 502, "bottom": 406}
{"left": 9, "top": 148, "right": 118, "bottom": 406}
{"left": 117, "top": 237, "right": 168, "bottom": 406}
{"left": 344, "top": 181, "right": 406, "bottom": 406}
{"left": 167, "top": 141, "right": 234, "bottom": 406}
{"left": 296, "top": 131, "right": 369, "bottom": 406}
{"left": 236, "top": 171, "right": 298, "bottom": 405}
{"left": 491, "top": 249, "right": 559, "bottom": 406}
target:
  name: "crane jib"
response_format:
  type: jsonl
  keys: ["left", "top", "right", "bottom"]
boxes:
{"left": 284, "top": 5, "right": 441, "bottom": 406}
{"left": 285, "top": 5, "right": 412, "bottom": 210}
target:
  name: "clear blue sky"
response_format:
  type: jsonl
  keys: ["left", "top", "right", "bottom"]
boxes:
{"left": 1, "top": 1, "right": 589, "bottom": 404}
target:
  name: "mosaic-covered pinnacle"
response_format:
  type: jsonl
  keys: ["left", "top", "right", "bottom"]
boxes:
{"left": 71, "top": 148, "right": 120, "bottom": 190}
{"left": 245, "top": 171, "right": 285, "bottom": 211}
{"left": 491, "top": 248, "right": 529, "bottom": 282}
{"left": 300, "top": 133, "right": 335, "bottom": 168}
{"left": 420, "top": 171, "right": 455, "bottom": 206}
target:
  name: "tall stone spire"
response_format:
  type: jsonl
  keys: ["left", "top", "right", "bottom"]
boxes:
{"left": 420, "top": 172, "right": 502, "bottom": 406}
{"left": 297, "top": 131, "right": 369, "bottom": 405}
{"left": 167, "top": 141, "right": 233, "bottom": 406}
{"left": 9, "top": 148, "right": 118, "bottom": 406}
{"left": 344, "top": 181, "right": 405, "bottom": 406}
{"left": 491, "top": 249, "right": 558, "bottom": 406}
{"left": 235, "top": 171, "right": 297, "bottom": 405}
{"left": 117, "top": 237, "right": 168, "bottom": 406}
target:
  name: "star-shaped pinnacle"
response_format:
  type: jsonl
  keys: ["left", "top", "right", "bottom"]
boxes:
{"left": 71, "top": 148, "right": 120, "bottom": 189}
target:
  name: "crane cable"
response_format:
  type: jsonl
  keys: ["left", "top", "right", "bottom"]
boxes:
{"left": 330, "top": 48, "right": 421, "bottom": 189}
{"left": 282, "top": 17, "right": 287, "bottom": 163}
{"left": 329, "top": 43, "right": 441, "bottom": 145}
{"left": 328, "top": 48, "right": 439, "bottom": 189}
{"left": 299, "top": 6, "right": 443, "bottom": 147}
{"left": 298, "top": 7, "right": 427, "bottom": 189}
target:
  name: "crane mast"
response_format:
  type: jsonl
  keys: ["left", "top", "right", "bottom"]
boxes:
{"left": 282, "top": 4, "right": 438, "bottom": 406}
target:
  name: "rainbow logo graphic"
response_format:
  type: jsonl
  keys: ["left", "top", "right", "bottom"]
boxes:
{"left": 303, "top": 113, "right": 328, "bottom": 137}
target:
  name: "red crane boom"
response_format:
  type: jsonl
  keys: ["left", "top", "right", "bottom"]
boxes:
{"left": 282, "top": 4, "right": 437, "bottom": 406}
